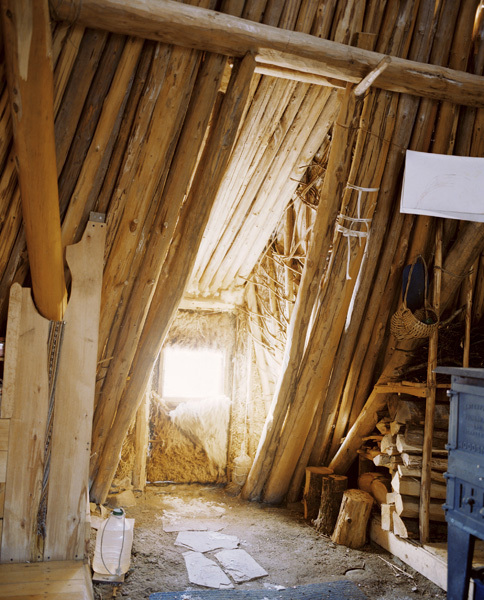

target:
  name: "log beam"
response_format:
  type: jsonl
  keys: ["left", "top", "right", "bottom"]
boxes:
{"left": 49, "top": 0, "right": 484, "bottom": 108}
{"left": 1, "top": 0, "right": 67, "bottom": 320}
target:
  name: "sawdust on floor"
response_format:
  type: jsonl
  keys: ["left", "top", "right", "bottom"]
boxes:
{"left": 92, "top": 484, "right": 446, "bottom": 600}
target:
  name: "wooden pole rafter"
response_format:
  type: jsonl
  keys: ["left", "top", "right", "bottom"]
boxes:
{"left": 1, "top": 0, "right": 67, "bottom": 320}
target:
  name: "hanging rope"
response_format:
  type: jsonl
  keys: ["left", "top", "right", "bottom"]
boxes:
{"left": 335, "top": 184, "right": 379, "bottom": 279}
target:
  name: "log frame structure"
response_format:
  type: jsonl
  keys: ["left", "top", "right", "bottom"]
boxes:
{"left": 0, "top": 0, "right": 483, "bottom": 592}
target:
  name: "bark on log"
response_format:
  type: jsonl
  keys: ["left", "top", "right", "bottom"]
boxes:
{"left": 331, "top": 489, "right": 373, "bottom": 549}
{"left": 302, "top": 466, "right": 333, "bottom": 521}
{"left": 313, "top": 474, "right": 348, "bottom": 536}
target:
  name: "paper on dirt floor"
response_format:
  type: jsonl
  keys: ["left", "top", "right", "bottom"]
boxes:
{"left": 175, "top": 531, "right": 239, "bottom": 552}
{"left": 183, "top": 551, "right": 234, "bottom": 589}
{"left": 162, "top": 518, "right": 225, "bottom": 533}
{"left": 215, "top": 548, "right": 268, "bottom": 583}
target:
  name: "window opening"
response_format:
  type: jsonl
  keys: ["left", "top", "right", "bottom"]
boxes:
{"left": 162, "top": 347, "right": 225, "bottom": 399}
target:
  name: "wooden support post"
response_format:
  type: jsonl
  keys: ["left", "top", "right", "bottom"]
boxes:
{"left": 132, "top": 390, "right": 150, "bottom": 491}
{"left": 313, "top": 474, "right": 348, "bottom": 536}
{"left": 331, "top": 489, "right": 373, "bottom": 549}
{"left": 420, "top": 220, "right": 442, "bottom": 543}
{"left": 0, "top": 0, "right": 67, "bottom": 320}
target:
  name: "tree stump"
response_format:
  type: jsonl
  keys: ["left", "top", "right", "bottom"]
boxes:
{"left": 313, "top": 474, "right": 348, "bottom": 536}
{"left": 302, "top": 466, "right": 333, "bottom": 520}
{"left": 331, "top": 489, "right": 374, "bottom": 549}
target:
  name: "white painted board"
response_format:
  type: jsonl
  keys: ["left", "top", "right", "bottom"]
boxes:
{"left": 183, "top": 551, "right": 234, "bottom": 589}
{"left": 215, "top": 548, "right": 268, "bottom": 582}
{"left": 401, "top": 150, "right": 484, "bottom": 222}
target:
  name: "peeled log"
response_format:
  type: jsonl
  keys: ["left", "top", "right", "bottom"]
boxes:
{"left": 331, "top": 489, "right": 373, "bottom": 549}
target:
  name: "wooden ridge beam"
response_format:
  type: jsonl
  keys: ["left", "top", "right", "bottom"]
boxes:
{"left": 1, "top": 0, "right": 67, "bottom": 320}
{"left": 49, "top": 0, "right": 484, "bottom": 107}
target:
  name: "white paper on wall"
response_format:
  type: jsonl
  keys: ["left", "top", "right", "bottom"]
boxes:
{"left": 401, "top": 150, "right": 484, "bottom": 222}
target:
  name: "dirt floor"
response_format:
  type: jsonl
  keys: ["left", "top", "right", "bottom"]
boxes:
{"left": 92, "top": 484, "right": 447, "bottom": 600}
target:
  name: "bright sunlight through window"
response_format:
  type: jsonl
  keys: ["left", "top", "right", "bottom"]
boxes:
{"left": 162, "top": 347, "right": 225, "bottom": 398}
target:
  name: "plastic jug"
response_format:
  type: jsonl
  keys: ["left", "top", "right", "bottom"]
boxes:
{"left": 92, "top": 508, "right": 134, "bottom": 576}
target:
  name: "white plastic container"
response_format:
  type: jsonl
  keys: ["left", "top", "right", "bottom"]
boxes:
{"left": 92, "top": 508, "right": 134, "bottom": 576}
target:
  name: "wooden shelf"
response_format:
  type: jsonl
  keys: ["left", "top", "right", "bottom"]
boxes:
{"left": 374, "top": 382, "right": 451, "bottom": 398}
{"left": 371, "top": 517, "right": 484, "bottom": 596}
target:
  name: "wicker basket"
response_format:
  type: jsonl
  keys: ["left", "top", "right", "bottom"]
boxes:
{"left": 390, "top": 258, "right": 439, "bottom": 341}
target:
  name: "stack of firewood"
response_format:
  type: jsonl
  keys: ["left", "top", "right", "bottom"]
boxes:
{"left": 357, "top": 394, "right": 448, "bottom": 539}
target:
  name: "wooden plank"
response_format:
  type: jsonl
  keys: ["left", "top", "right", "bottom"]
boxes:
{"left": 0, "top": 419, "right": 9, "bottom": 451}
{"left": 1, "top": 285, "right": 50, "bottom": 563}
{"left": 44, "top": 222, "right": 106, "bottom": 561}
{"left": 0, "top": 0, "right": 67, "bottom": 320}
{"left": 374, "top": 384, "right": 428, "bottom": 397}
{"left": 370, "top": 517, "right": 447, "bottom": 590}
{"left": 0, "top": 562, "right": 88, "bottom": 583}
{"left": 50, "top": 0, "right": 484, "bottom": 107}
{"left": 0, "top": 482, "right": 5, "bottom": 518}
{"left": 0, "top": 451, "right": 6, "bottom": 482}
{"left": 0, "top": 283, "right": 22, "bottom": 419}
